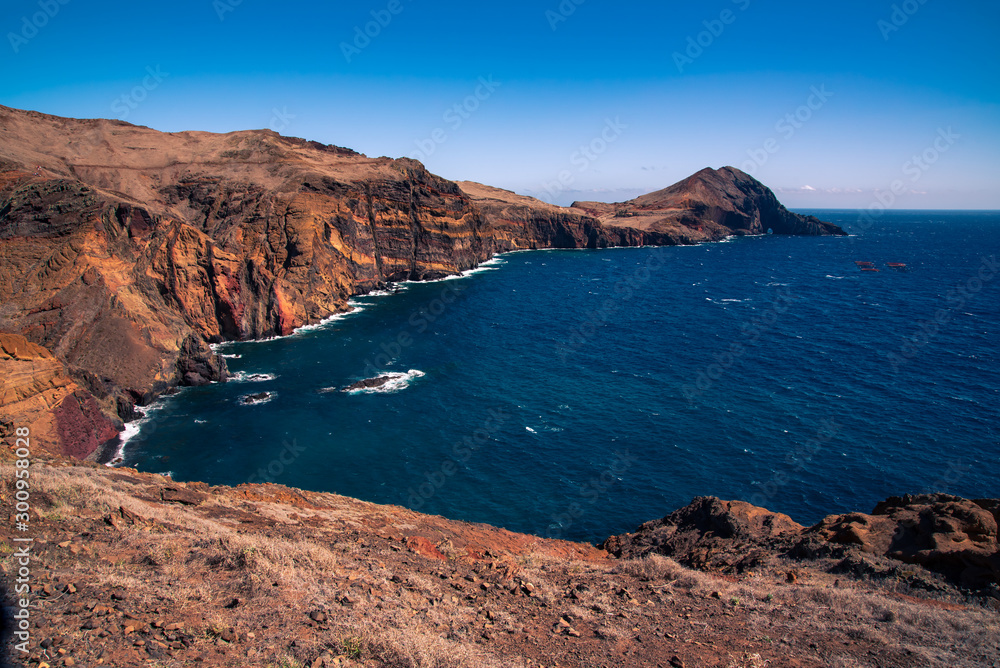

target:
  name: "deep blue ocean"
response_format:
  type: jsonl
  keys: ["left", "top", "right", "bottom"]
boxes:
{"left": 118, "top": 211, "right": 1000, "bottom": 544}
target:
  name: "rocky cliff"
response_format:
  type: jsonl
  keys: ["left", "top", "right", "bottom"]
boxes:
{"left": 0, "top": 105, "right": 844, "bottom": 458}
{"left": 0, "top": 332, "right": 119, "bottom": 458}
{"left": 603, "top": 494, "right": 1000, "bottom": 591}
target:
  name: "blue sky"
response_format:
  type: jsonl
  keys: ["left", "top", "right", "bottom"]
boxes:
{"left": 3, "top": 0, "right": 998, "bottom": 208}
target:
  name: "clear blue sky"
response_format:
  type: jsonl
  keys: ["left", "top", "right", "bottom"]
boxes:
{"left": 3, "top": 0, "right": 998, "bottom": 208}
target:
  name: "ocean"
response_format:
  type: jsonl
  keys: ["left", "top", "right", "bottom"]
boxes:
{"left": 116, "top": 210, "right": 1000, "bottom": 544}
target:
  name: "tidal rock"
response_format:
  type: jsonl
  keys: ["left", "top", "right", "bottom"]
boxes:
{"left": 238, "top": 392, "right": 272, "bottom": 406}
{"left": 178, "top": 335, "right": 228, "bottom": 387}
{"left": 343, "top": 376, "right": 395, "bottom": 391}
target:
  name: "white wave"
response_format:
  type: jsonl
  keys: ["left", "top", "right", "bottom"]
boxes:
{"left": 229, "top": 371, "right": 278, "bottom": 383}
{"left": 294, "top": 306, "right": 362, "bottom": 334}
{"left": 106, "top": 404, "right": 154, "bottom": 466}
{"left": 194, "top": 419, "right": 207, "bottom": 424}
{"left": 526, "top": 427, "right": 537, "bottom": 434}
{"left": 412, "top": 264, "right": 505, "bottom": 285}
{"left": 343, "top": 369, "right": 426, "bottom": 395}
{"left": 825, "top": 275, "right": 849, "bottom": 280}
{"left": 721, "top": 298, "right": 747, "bottom": 303}
{"left": 220, "top": 353, "right": 242, "bottom": 359}
{"left": 213, "top": 306, "right": 366, "bottom": 352}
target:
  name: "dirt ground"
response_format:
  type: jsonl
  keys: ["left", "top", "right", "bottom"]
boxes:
{"left": 2, "top": 461, "right": 998, "bottom": 668}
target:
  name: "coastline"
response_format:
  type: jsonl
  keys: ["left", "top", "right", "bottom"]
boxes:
{"left": 103, "top": 237, "right": 734, "bottom": 469}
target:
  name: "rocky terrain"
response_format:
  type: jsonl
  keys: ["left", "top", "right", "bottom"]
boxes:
{"left": 603, "top": 495, "right": 1000, "bottom": 592}
{"left": 0, "top": 462, "right": 997, "bottom": 668}
{"left": 0, "top": 104, "right": 843, "bottom": 460}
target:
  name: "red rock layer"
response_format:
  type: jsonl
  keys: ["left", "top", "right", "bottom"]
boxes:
{"left": 0, "top": 105, "right": 844, "bottom": 458}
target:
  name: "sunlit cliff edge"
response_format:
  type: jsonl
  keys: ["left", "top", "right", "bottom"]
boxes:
{"left": 0, "top": 104, "right": 842, "bottom": 459}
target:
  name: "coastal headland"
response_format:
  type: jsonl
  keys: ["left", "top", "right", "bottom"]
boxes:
{"left": 4, "top": 106, "right": 997, "bottom": 667}
{"left": 0, "top": 104, "right": 842, "bottom": 458}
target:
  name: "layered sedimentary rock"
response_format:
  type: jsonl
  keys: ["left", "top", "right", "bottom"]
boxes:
{"left": 0, "top": 105, "right": 844, "bottom": 458}
{"left": 603, "top": 494, "right": 1000, "bottom": 590}
{"left": 0, "top": 333, "right": 119, "bottom": 457}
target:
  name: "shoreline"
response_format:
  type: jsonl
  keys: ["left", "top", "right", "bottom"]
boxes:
{"left": 105, "top": 239, "right": 719, "bottom": 468}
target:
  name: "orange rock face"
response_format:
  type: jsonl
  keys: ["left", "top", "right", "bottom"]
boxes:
{"left": 0, "top": 104, "right": 844, "bottom": 459}
{"left": 812, "top": 495, "right": 1000, "bottom": 588}
{"left": 0, "top": 333, "right": 119, "bottom": 457}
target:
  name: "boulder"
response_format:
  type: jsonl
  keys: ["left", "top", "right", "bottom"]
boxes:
{"left": 606, "top": 494, "right": 1000, "bottom": 589}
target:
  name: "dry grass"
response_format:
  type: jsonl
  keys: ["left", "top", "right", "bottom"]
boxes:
{"left": 4, "top": 463, "right": 536, "bottom": 667}
{"left": 615, "top": 553, "right": 689, "bottom": 582}
{"left": 5, "top": 463, "right": 998, "bottom": 668}
{"left": 726, "top": 653, "right": 769, "bottom": 668}
{"left": 605, "top": 551, "right": 1000, "bottom": 668}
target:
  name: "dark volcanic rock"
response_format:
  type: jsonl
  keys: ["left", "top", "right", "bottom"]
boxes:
{"left": 178, "top": 335, "right": 228, "bottom": 387}
{"left": 604, "top": 494, "right": 1000, "bottom": 590}
{"left": 344, "top": 376, "right": 395, "bottom": 391}
{"left": 601, "top": 497, "right": 803, "bottom": 572}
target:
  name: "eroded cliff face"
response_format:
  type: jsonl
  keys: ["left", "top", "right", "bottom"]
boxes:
{"left": 0, "top": 105, "right": 844, "bottom": 458}
{"left": 0, "top": 333, "right": 119, "bottom": 457}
